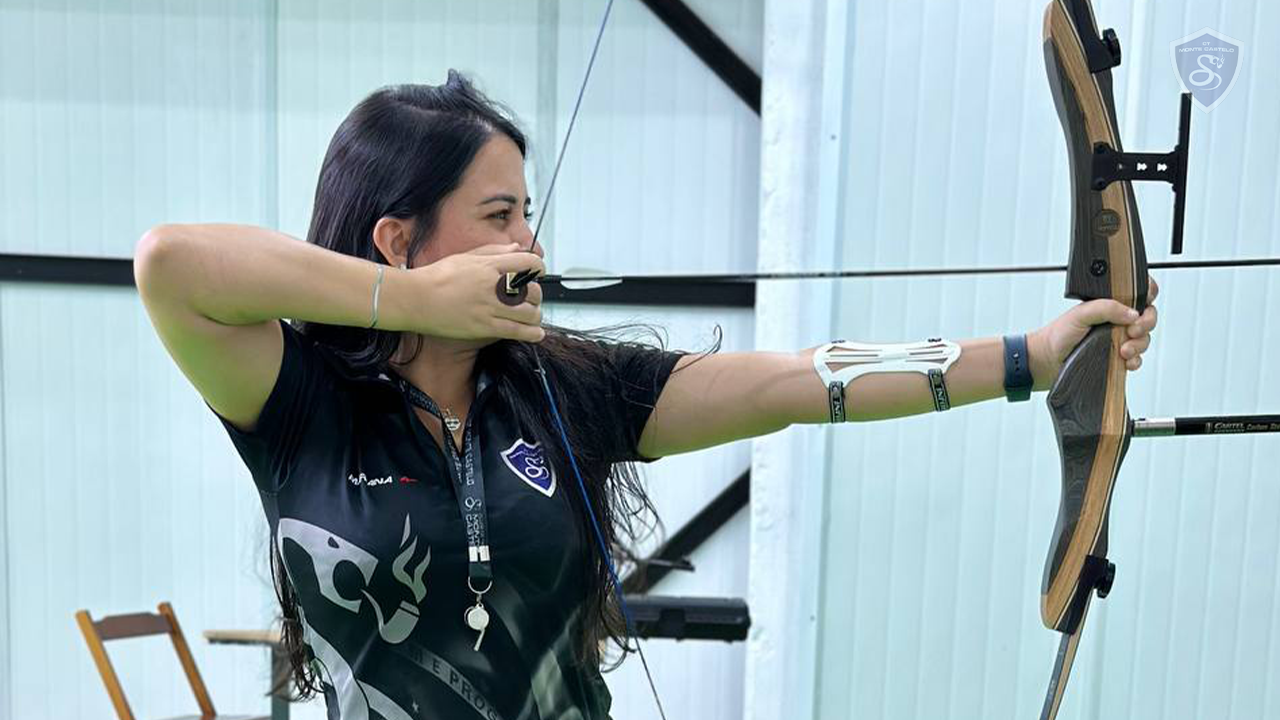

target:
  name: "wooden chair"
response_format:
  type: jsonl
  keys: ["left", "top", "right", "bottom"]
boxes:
{"left": 76, "top": 601, "right": 269, "bottom": 720}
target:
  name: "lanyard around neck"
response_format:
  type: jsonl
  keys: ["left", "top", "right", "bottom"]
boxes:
{"left": 399, "top": 379, "right": 492, "bottom": 585}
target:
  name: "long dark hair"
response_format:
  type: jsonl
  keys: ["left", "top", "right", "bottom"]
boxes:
{"left": 270, "top": 71, "right": 678, "bottom": 700}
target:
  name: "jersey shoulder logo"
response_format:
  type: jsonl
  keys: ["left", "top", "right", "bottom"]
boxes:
{"left": 500, "top": 438, "right": 557, "bottom": 497}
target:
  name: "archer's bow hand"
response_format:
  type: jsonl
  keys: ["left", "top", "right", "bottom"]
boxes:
{"left": 1029, "top": 276, "right": 1161, "bottom": 390}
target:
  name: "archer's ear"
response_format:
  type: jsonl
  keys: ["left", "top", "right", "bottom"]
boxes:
{"left": 371, "top": 216, "right": 415, "bottom": 266}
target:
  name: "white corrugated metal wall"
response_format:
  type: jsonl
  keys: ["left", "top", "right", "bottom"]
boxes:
{"left": 0, "top": 0, "right": 760, "bottom": 719}
{"left": 746, "top": 0, "right": 1279, "bottom": 719}
{"left": 4, "top": 0, "right": 1278, "bottom": 719}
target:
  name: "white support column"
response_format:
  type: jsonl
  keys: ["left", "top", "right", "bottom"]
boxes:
{"left": 0, "top": 290, "right": 8, "bottom": 720}
{"left": 746, "top": 0, "right": 850, "bottom": 718}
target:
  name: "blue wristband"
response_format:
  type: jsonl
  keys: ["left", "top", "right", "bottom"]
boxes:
{"left": 1003, "top": 334, "right": 1034, "bottom": 402}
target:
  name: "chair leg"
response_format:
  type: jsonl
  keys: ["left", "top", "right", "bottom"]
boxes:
{"left": 75, "top": 610, "right": 137, "bottom": 720}
{"left": 157, "top": 602, "right": 218, "bottom": 717}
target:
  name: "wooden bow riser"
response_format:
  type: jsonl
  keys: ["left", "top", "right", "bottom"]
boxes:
{"left": 1041, "top": 0, "right": 1144, "bottom": 638}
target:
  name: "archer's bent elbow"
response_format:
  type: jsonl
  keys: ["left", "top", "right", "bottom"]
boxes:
{"left": 133, "top": 224, "right": 186, "bottom": 294}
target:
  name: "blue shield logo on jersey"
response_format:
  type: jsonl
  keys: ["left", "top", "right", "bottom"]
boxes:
{"left": 500, "top": 439, "right": 557, "bottom": 497}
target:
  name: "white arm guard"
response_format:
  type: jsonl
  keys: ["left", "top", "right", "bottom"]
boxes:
{"left": 814, "top": 338, "right": 962, "bottom": 421}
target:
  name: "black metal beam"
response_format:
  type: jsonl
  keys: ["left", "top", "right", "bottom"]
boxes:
{"left": 17, "top": 252, "right": 1274, "bottom": 307}
{"left": 0, "top": 253, "right": 135, "bottom": 287}
{"left": 0, "top": 253, "right": 756, "bottom": 308}
{"left": 636, "top": 0, "right": 762, "bottom": 115}
{"left": 623, "top": 470, "right": 750, "bottom": 594}
{"left": 541, "top": 276, "right": 753, "bottom": 307}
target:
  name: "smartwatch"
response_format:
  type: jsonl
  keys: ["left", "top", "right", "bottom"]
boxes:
{"left": 1003, "top": 334, "right": 1034, "bottom": 402}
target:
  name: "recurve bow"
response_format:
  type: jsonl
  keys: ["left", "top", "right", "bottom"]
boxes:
{"left": 506, "top": 3, "right": 1205, "bottom": 718}
{"left": 1039, "top": 0, "right": 1191, "bottom": 717}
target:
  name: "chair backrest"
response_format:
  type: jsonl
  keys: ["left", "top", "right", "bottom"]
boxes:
{"left": 75, "top": 601, "right": 217, "bottom": 720}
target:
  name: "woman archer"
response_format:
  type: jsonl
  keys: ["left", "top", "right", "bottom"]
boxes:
{"left": 134, "top": 72, "right": 1157, "bottom": 720}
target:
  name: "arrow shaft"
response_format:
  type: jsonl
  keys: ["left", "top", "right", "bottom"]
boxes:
{"left": 544, "top": 256, "right": 1280, "bottom": 286}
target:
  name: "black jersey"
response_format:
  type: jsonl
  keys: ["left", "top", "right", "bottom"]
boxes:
{"left": 211, "top": 320, "right": 682, "bottom": 720}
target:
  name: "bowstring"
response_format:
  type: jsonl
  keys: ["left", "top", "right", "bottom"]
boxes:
{"left": 526, "top": 1, "right": 668, "bottom": 718}
{"left": 533, "top": 355, "right": 667, "bottom": 719}
{"left": 530, "top": 0, "right": 616, "bottom": 247}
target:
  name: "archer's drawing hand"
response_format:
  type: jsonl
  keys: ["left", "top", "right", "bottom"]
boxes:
{"left": 1028, "top": 276, "right": 1160, "bottom": 391}
{"left": 410, "top": 243, "right": 546, "bottom": 343}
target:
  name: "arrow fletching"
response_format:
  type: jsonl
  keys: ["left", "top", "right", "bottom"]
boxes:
{"left": 550, "top": 267, "right": 624, "bottom": 290}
